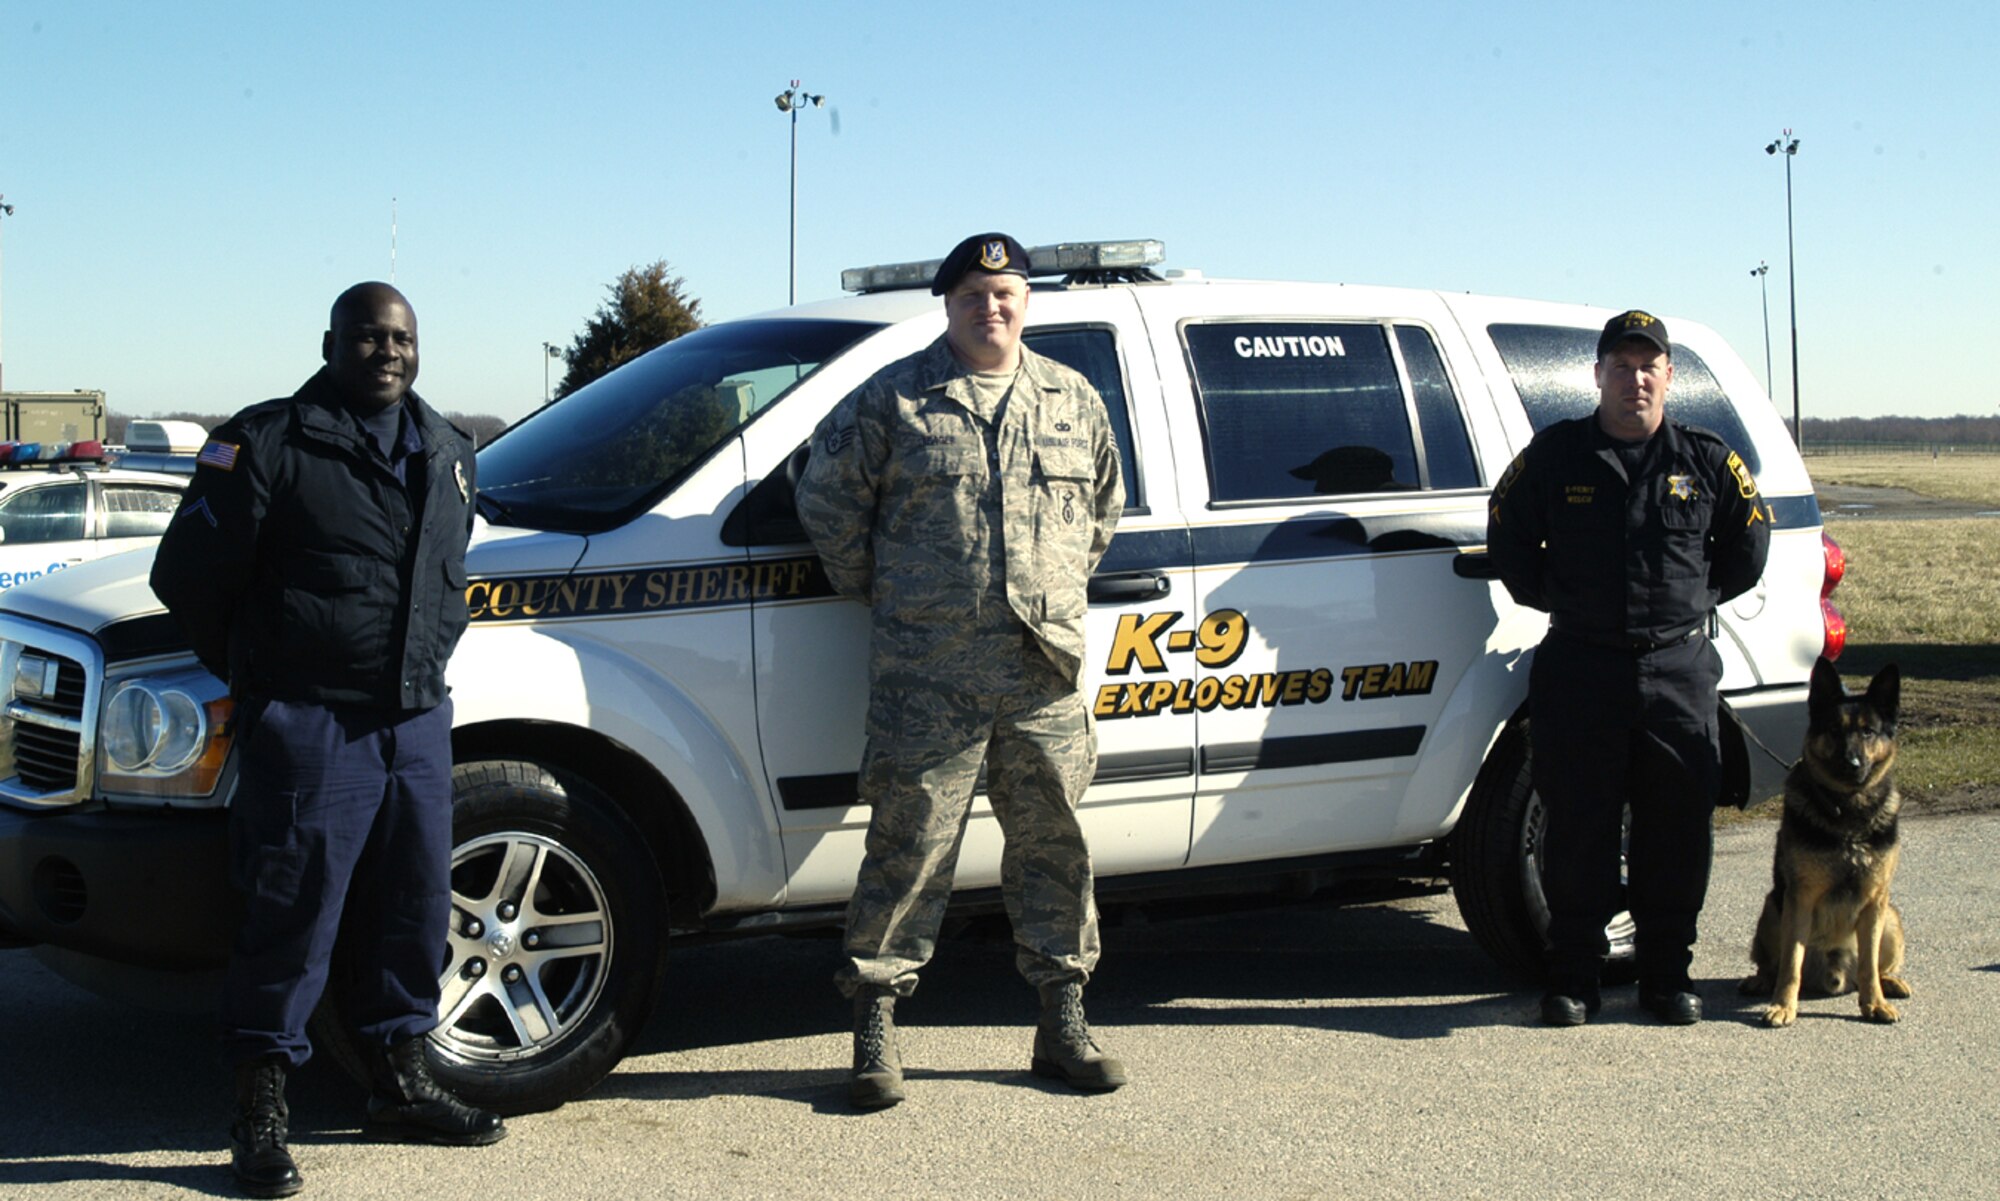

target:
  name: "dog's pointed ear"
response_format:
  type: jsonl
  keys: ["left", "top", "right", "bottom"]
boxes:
{"left": 1809, "top": 656, "right": 1844, "bottom": 720}
{"left": 1866, "top": 663, "right": 1901, "bottom": 727}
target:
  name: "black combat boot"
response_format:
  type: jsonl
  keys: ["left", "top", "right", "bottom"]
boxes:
{"left": 230, "top": 1056, "right": 303, "bottom": 1198}
{"left": 365, "top": 1037, "right": 507, "bottom": 1145}
{"left": 849, "top": 990, "right": 906, "bottom": 1110}
{"left": 1032, "top": 981, "right": 1128, "bottom": 1092}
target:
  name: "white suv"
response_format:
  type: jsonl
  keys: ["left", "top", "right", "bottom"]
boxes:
{"left": 0, "top": 242, "right": 1840, "bottom": 1112}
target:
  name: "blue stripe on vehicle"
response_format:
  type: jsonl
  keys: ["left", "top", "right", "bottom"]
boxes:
{"left": 779, "top": 747, "right": 1197, "bottom": 810}
{"left": 1765, "top": 494, "right": 1820, "bottom": 529}
{"left": 467, "top": 494, "right": 1820, "bottom": 624}
{"left": 1200, "top": 726, "right": 1427, "bottom": 774}
{"left": 1189, "top": 511, "right": 1487, "bottom": 567}
{"left": 465, "top": 555, "right": 835, "bottom": 622}
{"left": 1094, "top": 527, "right": 1192, "bottom": 574}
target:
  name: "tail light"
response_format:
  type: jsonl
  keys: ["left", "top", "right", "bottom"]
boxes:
{"left": 1820, "top": 533, "right": 1845, "bottom": 598}
{"left": 1820, "top": 533, "right": 1846, "bottom": 660}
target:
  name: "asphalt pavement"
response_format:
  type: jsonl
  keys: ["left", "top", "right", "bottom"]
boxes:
{"left": 4, "top": 812, "right": 1998, "bottom": 1200}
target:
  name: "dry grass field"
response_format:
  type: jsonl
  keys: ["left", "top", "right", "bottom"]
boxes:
{"left": 1808, "top": 450, "right": 2000, "bottom": 508}
{"left": 1808, "top": 451, "right": 2000, "bottom": 811}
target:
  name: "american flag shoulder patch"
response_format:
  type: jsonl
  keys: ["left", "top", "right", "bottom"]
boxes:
{"left": 196, "top": 440, "right": 240, "bottom": 471}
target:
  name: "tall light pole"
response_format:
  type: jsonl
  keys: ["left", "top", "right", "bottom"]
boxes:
{"left": 541, "top": 341, "right": 562, "bottom": 405}
{"left": 1750, "top": 261, "right": 1773, "bottom": 400}
{"left": 0, "top": 194, "right": 15, "bottom": 395}
{"left": 774, "top": 80, "right": 826, "bottom": 306}
{"left": 1765, "top": 131, "right": 1801, "bottom": 447}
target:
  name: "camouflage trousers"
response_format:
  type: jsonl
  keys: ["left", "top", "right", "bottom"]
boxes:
{"left": 835, "top": 676, "right": 1100, "bottom": 999}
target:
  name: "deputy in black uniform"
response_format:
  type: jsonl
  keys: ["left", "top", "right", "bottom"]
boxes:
{"left": 1486, "top": 310, "right": 1770, "bottom": 1028}
{"left": 151, "top": 282, "right": 502, "bottom": 1198}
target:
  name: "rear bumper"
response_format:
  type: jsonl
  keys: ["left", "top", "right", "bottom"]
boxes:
{"left": 1723, "top": 682, "right": 1808, "bottom": 804}
{"left": 0, "top": 803, "right": 232, "bottom": 968}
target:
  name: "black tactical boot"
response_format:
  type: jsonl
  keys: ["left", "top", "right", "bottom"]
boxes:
{"left": 1032, "top": 981, "right": 1128, "bottom": 1092}
{"left": 366, "top": 1037, "right": 507, "bottom": 1145}
{"left": 849, "top": 990, "right": 906, "bottom": 1110}
{"left": 230, "top": 1056, "right": 303, "bottom": 1198}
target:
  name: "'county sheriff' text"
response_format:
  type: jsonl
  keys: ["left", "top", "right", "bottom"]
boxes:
{"left": 465, "top": 558, "right": 827, "bottom": 621}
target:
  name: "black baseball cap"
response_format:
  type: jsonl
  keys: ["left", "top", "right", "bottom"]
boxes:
{"left": 1597, "top": 309, "right": 1671, "bottom": 359}
{"left": 931, "top": 232, "right": 1032, "bottom": 295}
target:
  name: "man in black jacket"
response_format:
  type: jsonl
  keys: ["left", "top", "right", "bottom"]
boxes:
{"left": 1486, "top": 309, "right": 1770, "bottom": 1030}
{"left": 152, "top": 282, "right": 501, "bottom": 1198}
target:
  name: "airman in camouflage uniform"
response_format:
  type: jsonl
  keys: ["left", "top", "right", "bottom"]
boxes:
{"left": 795, "top": 232, "right": 1126, "bottom": 1109}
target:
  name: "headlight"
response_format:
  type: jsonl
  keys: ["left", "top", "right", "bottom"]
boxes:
{"left": 99, "top": 667, "right": 234, "bottom": 797}
{"left": 104, "top": 683, "right": 208, "bottom": 773}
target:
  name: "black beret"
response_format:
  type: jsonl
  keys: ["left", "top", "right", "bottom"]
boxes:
{"left": 931, "top": 232, "right": 1031, "bottom": 295}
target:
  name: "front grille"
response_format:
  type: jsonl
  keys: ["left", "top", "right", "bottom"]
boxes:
{"left": 6, "top": 651, "right": 89, "bottom": 797}
{"left": 53, "top": 660, "right": 87, "bottom": 709}
{"left": 0, "top": 620, "right": 103, "bottom": 808}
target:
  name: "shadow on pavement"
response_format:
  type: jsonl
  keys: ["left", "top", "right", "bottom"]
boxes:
{"left": 621, "top": 884, "right": 1529, "bottom": 1056}
{"left": 597, "top": 1065, "right": 1077, "bottom": 1113}
{"left": 0, "top": 884, "right": 1531, "bottom": 1159}
{"left": 0, "top": 953, "right": 368, "bottom": 1171}
{"left": 0, "top": 1159, "right": 237, "bottom": 1196}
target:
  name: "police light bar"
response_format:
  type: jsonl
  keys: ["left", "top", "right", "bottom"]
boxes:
{"left": 0, "top": 438, "right": 111, "bottom": 469}
{"left": 839, "top": 259, "right": 937, "bottom": 294}
{"left": 841, "top": 239, "right": 1166, "bottom": 293}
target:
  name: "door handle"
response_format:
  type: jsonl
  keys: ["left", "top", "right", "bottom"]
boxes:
{"left": 1088, "top": 570, "right": 1171, "bottom": 604}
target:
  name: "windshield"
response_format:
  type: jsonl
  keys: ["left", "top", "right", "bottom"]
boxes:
{"left": 477, "top": 319, "right": 879, "bottom": 533}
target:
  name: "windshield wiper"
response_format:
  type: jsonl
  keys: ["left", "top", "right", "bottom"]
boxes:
{"left": 474, "top": 491, "right": 519, "bottom": 526}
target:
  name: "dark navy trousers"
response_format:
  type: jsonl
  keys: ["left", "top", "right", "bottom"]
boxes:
{"left": 221, "top": 697, "right": 454, "bottom": 1069}
{"left": 1530, "top": 632, "right": 1722, "bottom": 991}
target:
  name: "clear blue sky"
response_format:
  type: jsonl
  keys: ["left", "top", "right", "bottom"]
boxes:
{"left": 1, "top": 0, "right": 1993, "bottom": 425}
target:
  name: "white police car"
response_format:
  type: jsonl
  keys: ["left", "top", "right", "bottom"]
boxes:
{"left": 0, "top": 442, "right": 188, "bottom": 593}
{"left": 0, "top": 242, "right": 1840, "bottom": 1112}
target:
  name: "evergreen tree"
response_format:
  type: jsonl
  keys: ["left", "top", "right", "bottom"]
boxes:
{"left": 553, "top": 261, "right": 703, "bottom": 400}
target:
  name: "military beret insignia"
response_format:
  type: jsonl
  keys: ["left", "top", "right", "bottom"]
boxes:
{"left": 978, "top": 239, "right": 1010, "bottom": 271}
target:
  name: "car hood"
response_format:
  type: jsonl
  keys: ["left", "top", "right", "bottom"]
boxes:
{"left": 0, "top": 521, "right": 590, "bottom": 639}
{"left": 0, "top": 547, "right": 167, "bottom": 636}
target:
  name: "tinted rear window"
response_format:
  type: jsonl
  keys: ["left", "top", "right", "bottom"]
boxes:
{"left": 1486, "top": 323, "right": 1761, "bottom": 474}
{"left": 1397, "top": 325, "right": 1481, "bottom": 490}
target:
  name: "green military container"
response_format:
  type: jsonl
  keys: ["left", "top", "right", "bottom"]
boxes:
{"left": 0, "top": 390, "right": 107, "bottom": 445}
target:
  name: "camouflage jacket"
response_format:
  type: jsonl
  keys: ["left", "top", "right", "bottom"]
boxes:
{"left": 796, "top": 337, "right": 1123, "bottom": 685}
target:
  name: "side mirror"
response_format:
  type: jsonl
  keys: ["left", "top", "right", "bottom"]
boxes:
{"left": 720, "top": 444, "right": 812, "bottom": 547}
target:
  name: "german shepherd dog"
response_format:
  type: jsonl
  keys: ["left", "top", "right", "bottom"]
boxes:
{"left": 1741, "top": 658, "right": 1911, "bottom": 1026}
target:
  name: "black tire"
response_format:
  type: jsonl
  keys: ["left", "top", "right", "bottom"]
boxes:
{"left": 315, "top": 759, "right": 667, "bottom": 1114}
{"left": 1449, "top": 722, "right": 1636, "bottom": 982}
